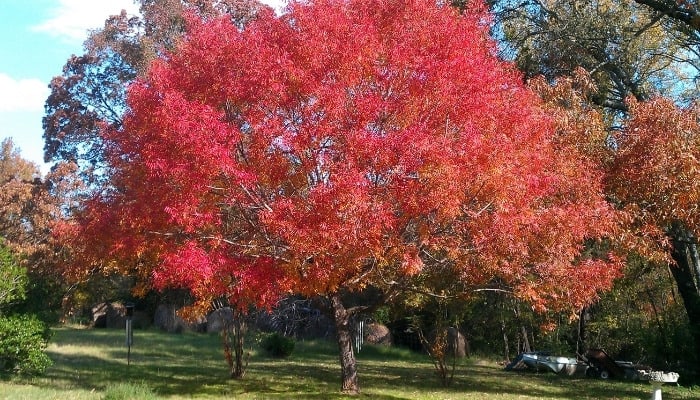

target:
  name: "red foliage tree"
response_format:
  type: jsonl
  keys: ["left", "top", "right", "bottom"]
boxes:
{"left": 72, "top": 0, "right": 620, "bottom": 392}
{"left": 607, "top": 97, "right": 700, "bottom": 357}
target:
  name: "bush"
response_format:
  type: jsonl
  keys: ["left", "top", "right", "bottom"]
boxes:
{"left": 0, "top": 244, "right": 26, "bottom": 309}
{"left": 8, "top": 272, "right": 64, "bottom": 324}
{"left": 103, "top": 382, "right": 159, "bottom": 400}
{"left": 0, "top": 314, "right": 52, "bottom": 375}
{"left": 261, "top": 332, "right": 295, "bottom": 358}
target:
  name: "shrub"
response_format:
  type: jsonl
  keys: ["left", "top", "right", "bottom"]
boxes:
{"left": 0, "top": 314, "right": 52, "bottom": 375}
{"left": 261, "top": 332, "right": 295, "bottom": 358}
{"left": 0, "top": 244, "right": 26, "bottom": 309}
{"left": 372, "top": 306, "right": 391, "bottom": 325}
{"left": 103, "top": 382, "right": 159, "bottom": 400}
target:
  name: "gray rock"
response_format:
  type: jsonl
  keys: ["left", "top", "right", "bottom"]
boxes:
{"left": 446, "top": 327, "right": 469, "bottom": 358}
{"left": 207, "top": 308, "right": 234, "bottom": 333}
{"left": 364, "top": 323, "right": 392, "bottom": 346}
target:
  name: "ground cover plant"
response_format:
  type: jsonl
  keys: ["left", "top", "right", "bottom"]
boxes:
{"left": 0, "top": 326, "right": 697, "bottom": 399}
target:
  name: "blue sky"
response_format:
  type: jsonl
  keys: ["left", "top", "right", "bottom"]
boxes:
{"left": 0, "top": 0, "right": 283, "bottom": 175}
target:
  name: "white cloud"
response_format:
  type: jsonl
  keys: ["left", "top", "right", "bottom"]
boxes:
{"left": 33, "top": 0, "right": 292, "bottom": 44}
{"left": 32, "top": 0, "right": 141, "bottom": 43}
{"left": 0, "top": 74, "right": 49, "bottom": 112}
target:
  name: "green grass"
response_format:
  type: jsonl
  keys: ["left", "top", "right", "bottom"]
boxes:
{"left": 0, "top": 326, "right": 697, "bottom": 399}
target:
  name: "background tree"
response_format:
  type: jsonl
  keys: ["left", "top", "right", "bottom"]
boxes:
{"left": 488, "top": 0, "right": 688, "bottom": 112}
{"left": 634, "top": 0, "right": 700, "bottom": 41}
{"left": 606, "top": 97, "right": 700, "bottom": 369}
{"left": 532, "top": 68, "right": 700, "bottom": 376}
{"left": 43, "top": 0, "right": 273, "bottom": 328}
{"left": 0, "top": 139, "right": 44, "bottom": 256}
{"left": 68, "top": 0, "right": 621, "bottom": 393}
{"left": 631, "top": 0, "right": 700, "bottom": 99}
{"left": 0, "top": 242, "right": 52, "bottom": 375}
{"left": 586, "top": 255, "right": 692, "bottom": 368}
{"left": 634, "top": 0, "right": 700, "bottom": 28}
{"left": 43, "top": 0, "right": 269, "bottom": 187}
{"left": 0, "top": 139, "right": 83, "bottom": 322}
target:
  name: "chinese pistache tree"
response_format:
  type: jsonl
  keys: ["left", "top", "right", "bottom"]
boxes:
{"left": 74, "top": 0, "right": 620, "bottom": 393}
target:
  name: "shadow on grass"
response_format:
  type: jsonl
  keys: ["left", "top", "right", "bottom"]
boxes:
{"left": 359, "top": 352, "right": 663, "bottom": 400}
{"left": 43, "top": 350, "right": 407, "bottom": 399}
{"left": 31, "top": 327, "right": 692, "bottom": 400}
{"left": 453, "top": 365, "right": 652, "bottom": 399}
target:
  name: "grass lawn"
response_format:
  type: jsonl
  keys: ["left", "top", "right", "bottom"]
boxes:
{"left": 0, "top": 326, "right": 697, "bottom": 399}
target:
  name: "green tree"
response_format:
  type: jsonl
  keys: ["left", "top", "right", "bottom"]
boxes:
{"left": 0, "top": 243, "right": 52, "bottom": 375}
{"left": 0, "top": 241, "right": 26, "bottom": 308}
{"left": 489, "top": 0, "right": 686, "bottom": 111}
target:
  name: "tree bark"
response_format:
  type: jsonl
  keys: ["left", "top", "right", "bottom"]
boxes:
{"left": 221, "top": 308, "right": 247, "bottom": 379}
{"left": 668, "top": 222, "right": 700, "bottom": 358}
{"left": 577, "top": 306, "right": 588, "bottom": 356}
{"left": 688, "top": 241, "right": 700, "bottom": 293}
{"left": 501, "top": 318, "right": 509, "bottom": 360}
{"left": 520, "top": 326, "right": 531, "bottom": 353}
{"left": 331, "top": 294, "right": 359, "bottom": 394}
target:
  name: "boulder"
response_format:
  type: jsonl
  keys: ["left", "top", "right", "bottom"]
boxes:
{"left": 364, "top": 323, "right": 392, "bottom": 346}
{"left": 105, "top": 302, "right": 127, "bottom": 329}
{"left": 91, "top": 302, "right": 127, "bottom": 329}
{"left": 154, "top": 304, "right": 205, "bottom": 333}
{"left": 446, "top": 327, "right": 469, "bottom": 358}
{"left": 207, "top": 308, "right": 234, "bottom": 333}
{"left": 91, "top": 302, "right": 108, "bottom": 328}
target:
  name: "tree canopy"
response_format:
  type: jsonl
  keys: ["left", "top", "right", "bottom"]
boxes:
{"left": 64, "top": 0, "right": 623, "bottom": 392}
{"left": 0, "top": 139, "right": 70, "bottom": 268}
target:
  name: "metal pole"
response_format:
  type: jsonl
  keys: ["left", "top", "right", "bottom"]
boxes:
{"left": 126, "top": 318, "right": 133, "bottom": 365}
{"left": 125, "top": 303, "right": 134, "bottom": 366}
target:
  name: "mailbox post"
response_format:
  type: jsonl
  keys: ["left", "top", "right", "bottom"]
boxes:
{"left": 125, "top": 303, "right": 134, "bottom": 365}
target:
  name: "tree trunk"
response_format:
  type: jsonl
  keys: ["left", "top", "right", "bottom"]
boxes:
{"left": 576, "top": 306, "right": 588, "bottom": 356}
{"left": 668, "top": 222, "right": 700, "bottom": 358}
{"left": 331, "top": 294, "right": 359, "bottom": 394}
{"left": 520, "top": 326, "right": 531, "bottom": 353}
{"left": 688, "top": 241, "right": 700, "bottom": 293}
{"left": 220, "top": 307, "right": 248, "bottom": 379}
{"left": 231, "top": 315, "right": 247, "bottom": 378}
{"left": 501, "top": 318, "right": 509, "bottom": 360}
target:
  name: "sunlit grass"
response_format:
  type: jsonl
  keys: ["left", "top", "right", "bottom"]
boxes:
{"left": 0, "top": 326, "right": 697, "bottom": 399}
